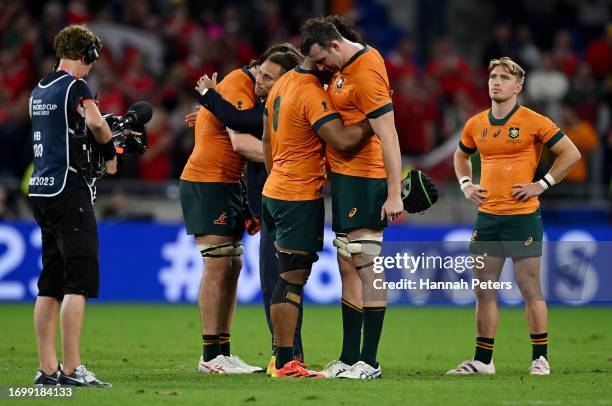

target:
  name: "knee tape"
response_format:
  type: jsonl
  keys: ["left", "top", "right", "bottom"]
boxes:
{"left": 347, "top": 235, "right": 383, "bottom": 271}
{"left": 345, "top": 235, "right": 383, "bottom": 257}
{"left": 198, "top": 242, "right": 243, "bottom": 257}
{"left": 333, "top": 233, "right": 351, "bottom": 258}
{"left": 270, "top": 278, "right": 303, "bottom": 308}
{"left": 277, "top": 250, "right": 318, "bottom": 274}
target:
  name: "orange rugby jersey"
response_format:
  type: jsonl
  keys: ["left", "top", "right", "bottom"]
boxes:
{"left": 326, "top": 45, "right": 392, "bottom": 179}
{"left": 181, "top": 67, "right": 256, "bottom": 183}
{"left": 262, "top": 67, "right": 340, "bottom": 201}
{"left": 459, "top": 104, "right": 565, "bottom": 215}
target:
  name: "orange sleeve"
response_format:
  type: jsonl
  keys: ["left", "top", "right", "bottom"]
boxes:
{"left": 352, "top": 67, "right": 393, "bottom": 119}
{"left": 537, "top": 115, "right": 565, "bottom": 148}
{"left": 303, "top": 85, "right": 341, "bottom": 131}
{"left": 459, "top": 118, "right": 477, "bottom": 154}
{"left": 222, "top": 80, "right": 255, "bottom": 110}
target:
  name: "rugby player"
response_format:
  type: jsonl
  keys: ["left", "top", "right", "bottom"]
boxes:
{"left": 192, "top": 46, "right": 307, "bottom": 373}
{"left": 180, "top": 57, "right": 264, "bottom": 374}
{"left": 301, "top": 16, "right": 403, "bottom": 379}
{"left": 447, "top": 57, "right": 580, "bottom": 375}
{"left": 262, "top": 55, "right": 374, "bottom": 378}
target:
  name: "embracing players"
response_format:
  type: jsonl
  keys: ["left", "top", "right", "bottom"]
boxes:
{"left": 300, "top": 16, "right": 404, "bottom": 379}
{"left": 262, "top": 52, "right": 376, "bottom": 378}
{"left": 191, "top": 45, "right": 308, "bottom": 370}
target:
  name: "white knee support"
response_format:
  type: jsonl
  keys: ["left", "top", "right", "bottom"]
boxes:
{"left": 197, "top": 242, "right": 243, "bottom": 257}
{"left": 346, "top": 235, "right": 383, "bottom": 257}
{"left": 333, "top": 233, "right": 351, "bottom": 258}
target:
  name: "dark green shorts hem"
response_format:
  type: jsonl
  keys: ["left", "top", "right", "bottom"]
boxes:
{"left": 469, "top": 209, "right": 543, "bottom": 258}
{"left": 331, "top": 172, "right": 388, "bottom": 233}
{"left": 179, "top": 180, "right": 243, "bottom": 239}
{"left": 262, "top": 196, "right": 324, "bottom": 253}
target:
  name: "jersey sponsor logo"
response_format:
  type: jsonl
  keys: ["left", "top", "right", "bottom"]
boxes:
{"left": 525, "top": 236, "right": 533, "bottom": 246}
{"left": 493, "top": 129, "right": 501, "bottom": 137}
{"left": 321, "top": 100, "right": 329, "bottom": 112}
{"left": 481, "top": 128, "right": 488, "bottom": 138}
{"left": 348, "top": 208, "right": 358, "bottom": 218}
{"left": 509, "top": 127, "right": 520, "bottom": 139}
{"left": 335, "top": 76, "right": 345, "bottom": 89}
{"left": 213, "top": 211, "right": 228, "bottom": 225}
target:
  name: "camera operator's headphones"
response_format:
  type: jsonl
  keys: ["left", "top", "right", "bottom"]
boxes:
{"left": 83, "top": 36, "right": 102, "bottom": 65}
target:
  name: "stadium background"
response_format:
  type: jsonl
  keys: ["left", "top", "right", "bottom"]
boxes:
{"left": 0, "top": 0, "right": 610, "bottom": 305}
{"left": 1, "top": 1, "right": 611, "bottom": 403}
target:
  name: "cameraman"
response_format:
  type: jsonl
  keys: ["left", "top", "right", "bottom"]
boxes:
{"left": 28, "top": 25, "right": 114, "bottom": 387}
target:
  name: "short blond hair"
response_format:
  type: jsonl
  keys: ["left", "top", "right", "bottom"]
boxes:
{"left": 488, "top": 57, "right": 525, "bottom": 84}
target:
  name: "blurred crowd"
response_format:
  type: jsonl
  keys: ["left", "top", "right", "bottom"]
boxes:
{"left": 0, "top": 0, "right": 610, "bottom": 220}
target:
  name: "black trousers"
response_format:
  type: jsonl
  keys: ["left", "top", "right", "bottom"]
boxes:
{"left": 30, "top": 173, "right": 99, "bottom": 299}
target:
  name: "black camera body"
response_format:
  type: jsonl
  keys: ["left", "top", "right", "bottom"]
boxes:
{"left": 70, "top": 101, "right": 152, "bottom": 179}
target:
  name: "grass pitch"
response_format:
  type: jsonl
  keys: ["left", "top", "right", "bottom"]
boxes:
{"left": 1, "top": 304, "right": 611, "bottom": 405}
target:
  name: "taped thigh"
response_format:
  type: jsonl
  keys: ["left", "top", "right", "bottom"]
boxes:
{"left": 198, "top": 242, "right": 243, "bottom": 257}
{"left": 346, "top": 235, "right": 382, "bottom": 270}
{"left": 277, "top": 250, "right": 318, "bottom": 274}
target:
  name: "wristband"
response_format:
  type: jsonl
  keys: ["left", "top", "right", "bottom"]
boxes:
{"left": 100, "top": 139, "right": 116, "bottom": 161}
{"left": 538, "top": 173, "right": 556, "bottom": 190}
{"left": 460, "top": 181, "right": 473, "bottom": 191}
{"left": 459, "top": 176, "right": 472, "bottom": 191}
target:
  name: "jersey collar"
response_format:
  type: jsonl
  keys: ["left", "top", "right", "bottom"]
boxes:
{"left": 295, "top": 66, "right": 318, "bottom": 76}
{"left": 488, "top": 103, "right": 520, "bottom": 126}
{"left": 242, "top": 66, "right": 256, "bottom": 83}
{"left": 341, "top": 45, "right": 369, "bottom": 72}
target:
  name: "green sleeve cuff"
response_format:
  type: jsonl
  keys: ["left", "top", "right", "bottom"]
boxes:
{"left": 365, "top": 102, "right": 393, "bottom": 119}
{"left": 312, "top": 112, "right": 341, "bottom": 132}
{"left": 263, "top": 107, "right": 268, "bottom": 116}
{"left": 545, "top": 130, "right": 565, "bottom": 148}
{"left": 459, "top": 140, "right": 477, "bottom": 154}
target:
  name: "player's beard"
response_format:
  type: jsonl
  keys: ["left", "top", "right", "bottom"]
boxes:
{"left": 316, "top": 69, "right": 335, "bottom": 86}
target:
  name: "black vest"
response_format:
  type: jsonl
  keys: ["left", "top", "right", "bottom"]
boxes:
{"left": 29, "top": 73, "right": 83, "bottom": 196}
